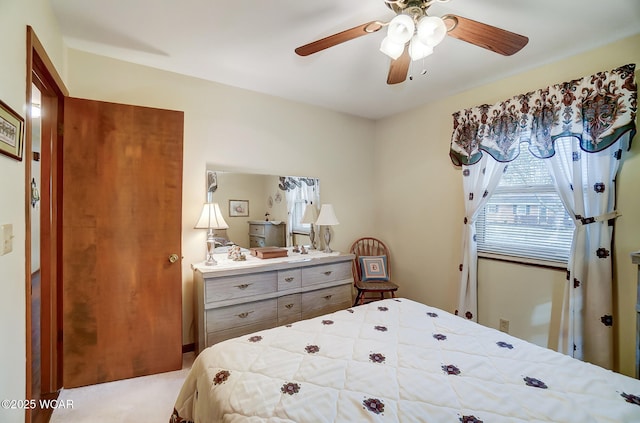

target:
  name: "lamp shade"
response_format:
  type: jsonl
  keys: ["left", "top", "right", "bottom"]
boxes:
{"left": 315, "top": 204, "right": 339, "bottom": 226}
{"left": 380, "top": 36, "right": 405, "bottom": 60}
{"left": 409, "top": 35, "right": 434, "bottom": 61}
{"left": 194, "top": 203, "right": 229, "bottom": 229}
{"left": 416, "top": 16, "right": 447, "bottom": 47}
{"left": 300, "top": 203, "right": 318, "bottom": 224}
{"left": 387, "top": 14, "right": 415, "bottom": 44}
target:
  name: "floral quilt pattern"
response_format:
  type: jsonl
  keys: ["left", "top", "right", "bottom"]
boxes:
{"left": 172, "top": 299, "right": 640, "bottom": 422}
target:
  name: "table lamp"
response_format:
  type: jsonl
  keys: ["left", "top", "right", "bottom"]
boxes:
{"left": 315, "top": 204, "right": 339, "bottom": 253}
{"left": 194, "top": 202, "right": 229, "bottom": 265}
{"left": 300, "top": 203, "right": 319, "bottom": 249}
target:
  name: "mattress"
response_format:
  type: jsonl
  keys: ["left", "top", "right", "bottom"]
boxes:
{"left": 172, "top": 298, "right": 640, "bottom": 422}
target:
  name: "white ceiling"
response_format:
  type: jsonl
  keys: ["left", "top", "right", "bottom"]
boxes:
{"left": 50, "top": 0, "right": 640, "bottom": 120}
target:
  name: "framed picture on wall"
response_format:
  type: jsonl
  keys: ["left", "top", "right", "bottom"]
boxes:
{"left": 229, "top": 200, "right": 249, "bottom": 217}
{"left": 0, "top": 99, "right": 24, "bottom": 161}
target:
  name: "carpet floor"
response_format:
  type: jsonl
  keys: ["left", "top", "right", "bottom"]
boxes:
{"left": 50, "top": 352, "right": 194, "bottom": 423}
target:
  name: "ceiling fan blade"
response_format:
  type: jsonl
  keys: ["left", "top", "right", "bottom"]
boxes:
{"left": 387, "top": 46, "right": 410, "bottom": 85}
{"left": 295, "top": 21, "right": 383, "bottom": 56}
{"left": 444, "top": 14, "right": 528, "bottom": 56}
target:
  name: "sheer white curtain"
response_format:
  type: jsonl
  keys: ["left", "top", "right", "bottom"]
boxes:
{"left": 449, "top": 64, "right": 636, "bottom": 367}
{"left": 280, "top": 177, "right": 320, "bottom": 246}
{"left": 457, "top": 155, "right": 507, "bottom": 321}
{"left": 301, "top": 180, "right": 320, "bottom": 211}
{"left": 545, "top": 134, "right": 630, "bottom": 368}
{"left": 284, "top": 188, "right": 297, "bottom": 246}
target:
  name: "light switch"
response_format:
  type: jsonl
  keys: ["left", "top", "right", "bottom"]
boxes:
{"left": 0, "top": 224, "right": 13, "bottom": 255}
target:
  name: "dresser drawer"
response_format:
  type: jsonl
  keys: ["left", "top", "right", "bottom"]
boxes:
{"left": 301, "top": 284, "right": 352, "bottom": 319}
{"left": 206, "top": 320, "right": 276, "bottom": 347}
{"left": 249, "top": 236, "right": 265, "bottom": 248}
{"left": 204, "top": 272, "right": 277, "bottom": 304}
{"left": 302, "top": 261, "right": 352, "bottom": 286}
{"left": 249, "top": 224, "right": 265, "bottom": 236}
{"left": 278, "top": 268, "right": 302, "bottom": 291}
{"left": 206, "top": 298, "right": 277, "bottom": 332}
{"left": 277, "top": 294, "right": 301, "bottom": 325}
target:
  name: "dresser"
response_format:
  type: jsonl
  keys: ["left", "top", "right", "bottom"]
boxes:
{"left": 633, "top": 251, "right": 640, "bottom": 378}
{"left": 193, "top": 250, "right": 355, "bottom": 354}
{"left": 248, "top": 220, "right": 287, "bottom": 247}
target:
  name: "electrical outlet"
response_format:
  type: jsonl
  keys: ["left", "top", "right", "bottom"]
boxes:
{"left": 499, "top": 318, "right": 509, "bottom": 333}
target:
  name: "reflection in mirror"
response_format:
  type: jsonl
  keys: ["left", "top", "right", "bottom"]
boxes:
{"left": 204, "top": 168, "right": 320, "bottom": 250}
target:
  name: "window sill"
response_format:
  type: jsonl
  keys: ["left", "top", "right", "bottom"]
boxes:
{"left": 292, "top": 230, "right": 310, "bottom": 236}
{"left": 478, "top": 252, "right": 567, "bottom": 271}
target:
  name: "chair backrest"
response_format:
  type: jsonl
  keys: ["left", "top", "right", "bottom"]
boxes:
{"left": 349, "top": 237, "right": 391, "bottom": 283}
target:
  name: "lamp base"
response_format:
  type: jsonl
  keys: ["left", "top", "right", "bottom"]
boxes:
{"left": 309, "top": 224, "right": 317, "bottom": 249}
{"left": 205, "top": 229, "right": 218, "bottom": 266}
{"left": 323, "top": 226, "right": 333, "bottom": 253}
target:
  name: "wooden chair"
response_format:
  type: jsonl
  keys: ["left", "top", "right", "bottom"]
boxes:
{"left": 350, "top": 237, "right": 399, "bottom": 306}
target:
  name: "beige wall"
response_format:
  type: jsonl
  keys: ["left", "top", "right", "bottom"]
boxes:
{"left": 64, "top": 49, "right": 379, "bottom": 346}
{"left": 0, "top": 1, "right": 66, "bottom": 422}
{"left": 375, "top": 34, "right": 640, "bottom": 376}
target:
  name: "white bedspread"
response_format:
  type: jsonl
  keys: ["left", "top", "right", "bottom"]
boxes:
{"left": 172, "top": 298, "right": 640, "bottom": 422}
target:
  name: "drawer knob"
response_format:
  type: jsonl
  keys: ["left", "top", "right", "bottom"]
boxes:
{"left": 235, "top": 283, "right": 251, "bottom": 290}
{"left": 238, "top": 311, "right": 254, "bottom": 318}
{"left": 324, "top": 295, "right": 333, "bottom": 300}
{"left": 324, "top": 271, "right": 333, "bottom": 276}
{"left": 285, "top": 277, "right": 295, "bottom": 282}
{"left": 285, "top": 303, "right": 294, "bottom": 309}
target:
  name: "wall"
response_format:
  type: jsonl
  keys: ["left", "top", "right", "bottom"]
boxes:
{"left": 375, "top": 34, "right": 640, "bottom": 376}
{"left": 0, "top": 1, "right": 65, "bottom": 422}
{"left": 63, "top": 49, "right": 378, "bottom": 346}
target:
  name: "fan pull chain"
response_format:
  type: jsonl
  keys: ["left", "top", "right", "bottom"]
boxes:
{"left": 420, "top": 56, "right": 427, "bottom": 76}
{"left": 409, "top": 58, "right": 427, "bottom": 81}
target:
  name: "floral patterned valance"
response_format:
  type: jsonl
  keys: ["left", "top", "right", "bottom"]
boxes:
{"left": 278, "top": 176, "right": 318, "bottom": 192}
{"left": 449, "top": 64, "right": 637, "bottom": 166}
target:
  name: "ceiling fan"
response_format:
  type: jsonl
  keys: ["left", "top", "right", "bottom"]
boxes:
{"left": 295, "top": 0, "right": 529, "bottom": 85}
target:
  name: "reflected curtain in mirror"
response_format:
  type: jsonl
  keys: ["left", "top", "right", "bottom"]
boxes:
{"left": 278, "top": 176, "right": 320, "bottom": 246}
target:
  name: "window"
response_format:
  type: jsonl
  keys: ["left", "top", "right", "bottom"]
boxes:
{"left": 291, "top": 199, "right": 310, "bottom": 234}
{"left": 475, "top": 150, "right": 574, "bottom": 264}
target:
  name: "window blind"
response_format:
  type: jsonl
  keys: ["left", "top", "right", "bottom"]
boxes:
{"left": 476, "top": 151, "right": 574, "bottom": 263}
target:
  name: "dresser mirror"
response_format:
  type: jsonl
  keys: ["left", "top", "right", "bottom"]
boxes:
{"left": 204, "top": 167, "right": 320, "bottom": 249}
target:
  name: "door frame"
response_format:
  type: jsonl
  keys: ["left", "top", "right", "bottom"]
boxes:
{"left": 25, "top": 26, "right": 68, "bottom": 423}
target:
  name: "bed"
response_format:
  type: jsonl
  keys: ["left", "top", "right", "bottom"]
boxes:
{"left": 172, "top": 298, "right": 640, "bottom": 422}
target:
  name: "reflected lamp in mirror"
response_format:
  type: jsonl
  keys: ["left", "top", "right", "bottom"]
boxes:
{"left": 315, "top": 204, "right": 339, "bottom": 253}
{"left": 300, "top": 203, "right": 319, "bottom": 249}
{"left": 194, "top": 203, "right": 229, "bottom": 265}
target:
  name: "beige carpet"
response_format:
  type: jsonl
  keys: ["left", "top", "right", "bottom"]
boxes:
{"left": 50, "top": 353, "right": 194, "bottom": 423}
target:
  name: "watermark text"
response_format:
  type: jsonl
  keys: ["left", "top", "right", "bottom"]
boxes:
{"left": 1, "top": 399, "right": 74, "bottom": 410}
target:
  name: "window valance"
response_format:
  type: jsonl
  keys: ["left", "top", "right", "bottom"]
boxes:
{"left": 449, "top": 64, "right": 637, "bottom": 166}
{"left": 278, "top": 176, "right": 318, "bottom": 192}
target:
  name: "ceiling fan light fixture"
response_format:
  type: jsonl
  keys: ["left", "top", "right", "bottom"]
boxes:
{"left": 416, "top": 16, "right": 447, "bottom": 47}
{"left": 408, "top": 36, "right": 433, "bottom": 61}
{"left": 387, "top": 14, "right": 415, "bottom": 44}
{"left": 380, "top": 36, "right": 405, "bottom": 60}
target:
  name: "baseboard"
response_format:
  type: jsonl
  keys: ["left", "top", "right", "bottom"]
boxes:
{"left": 182, "top": 343, "right": 195, "bottom": 353}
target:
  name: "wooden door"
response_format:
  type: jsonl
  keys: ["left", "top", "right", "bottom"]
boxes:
{"left": 62, "top": 97, "right": 183, "bottom": 388}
